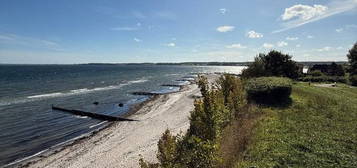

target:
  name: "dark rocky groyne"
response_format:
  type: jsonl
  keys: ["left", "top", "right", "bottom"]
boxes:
{"left": 52, "top": 106, "right": 138, "bottom": 122}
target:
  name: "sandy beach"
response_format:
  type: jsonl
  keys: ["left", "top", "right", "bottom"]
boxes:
{"left": 17, "top": 75, "right": 217, "bottom": 168}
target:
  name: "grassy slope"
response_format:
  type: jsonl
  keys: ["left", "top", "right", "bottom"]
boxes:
{"left": 235, "top": 83, "right": 357, "bottom": 167}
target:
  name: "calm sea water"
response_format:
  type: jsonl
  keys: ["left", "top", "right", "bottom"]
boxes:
{"left": 0, "top": 64, "right": 245, "bottom": 166}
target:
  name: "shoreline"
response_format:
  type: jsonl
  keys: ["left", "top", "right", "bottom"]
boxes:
{"left": 7, "top": 75, "right": 209, "bottom": 168}
{"left": 6, "top": 95, "right": 159, "bottom": 168}
{"left": 3, "top": 92, "right": 160, "bottom": 168}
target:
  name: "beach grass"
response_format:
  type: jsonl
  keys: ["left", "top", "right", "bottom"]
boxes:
{"left": 232, "top": 82, "right": 357, "bottom": 167}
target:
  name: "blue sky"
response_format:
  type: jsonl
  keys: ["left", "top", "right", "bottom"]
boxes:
{"left": 0, "top": 0, "right": 356, "bottom": 64}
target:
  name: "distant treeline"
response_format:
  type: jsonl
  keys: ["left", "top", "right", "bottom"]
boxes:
{"left": 86, "top": 61, "right": 347, "bottom": 67}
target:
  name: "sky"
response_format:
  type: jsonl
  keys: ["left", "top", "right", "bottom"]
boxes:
{"left": 0, "top": 0, "right": 357, "bottom": 64}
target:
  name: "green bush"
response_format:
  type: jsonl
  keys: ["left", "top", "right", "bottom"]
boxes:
{"left": 245, "top": 77, "right": 292, "bottom": 104}
{"left": 350, "top": 74, "right": 357, "bottom": 86}
{"left": 309, "top": 70, "right": 324, "bottom": 77}
{"left": 299, "top": 76, "right": 347, "bottom": 83}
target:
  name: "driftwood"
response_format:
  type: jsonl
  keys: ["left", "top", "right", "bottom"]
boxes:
{"left": 52, "top": 106, "right": 138, "bottom": 121}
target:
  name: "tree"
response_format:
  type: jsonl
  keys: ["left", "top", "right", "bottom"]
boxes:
{"left": 330, "top": 62, "right": 345, "bottom": 76}
{"left": 347, "top": 42, "right": 357, "bottom": 86}
{"left": 241, "top": 54, "right": 266, "bottom": 79}
{"left": 348, "top": 42, "right": 357, "bottom": 73}
{"left": 241, "top": 50, "right": 301, "bottom": 79}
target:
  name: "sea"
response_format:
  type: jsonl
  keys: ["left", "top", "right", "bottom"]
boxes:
{"left": 0, "top": 64, "right": 246, "bottom": 167}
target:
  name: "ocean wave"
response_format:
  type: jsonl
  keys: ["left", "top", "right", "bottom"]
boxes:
{"left": 74, "top": 115, "right": 89, "bottom": 119}
{"left": 27, "top": 92, "right": 64, "bottom": 99}
{"left": 26, "top": 85, "right": 122, "bottom": 99}
{"left": 26, "top": 79, "right": 148, "bottom": 100}
{"left": 128, "top": 79, "right": 148, "bottom": 84}
{"left": 1, "top": 79, "right": 150, "bottom": 107}
{"left": 0, "top": 99, "right": 27, "bottom": 107}
{"left": 89, "top": 121, "right": 108, "bottom": 129}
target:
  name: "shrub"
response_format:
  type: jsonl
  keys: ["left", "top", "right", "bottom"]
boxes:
{"left": 330, "top": 62, "right": 345, "bottom": 76}
{"left": 309, "top": 63, "right": 345, "bottom": 76}
{"left": 299, "top": 76, "right": 347, "bottom": 83}
{"left": 216, "top": 74, "right": 246, "bottom": 114}
{"left": 245, "top": 77, "right": 292, "bottom": 104}
{"left": 350, "top": 74, "right": 357, "bottom": 86}
{"left": 241, "top": 51, "right": 301, "bottom": 79}
{"left": 157, "top": 130, "right": 178, "bottom": 168}
{"left": 140, "top": 75, "right": 246, "bottom": 168}
{"left": 309, "top": 70, "right": 324, "bottom": 77}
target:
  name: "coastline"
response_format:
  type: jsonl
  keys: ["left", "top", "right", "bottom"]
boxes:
{"left": 8, "top": 75, "right": 213, "bottom": 168}
{"left": 4, "top": 92, "right": 159, "bottom": 168}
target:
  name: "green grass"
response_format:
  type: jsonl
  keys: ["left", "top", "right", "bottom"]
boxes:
{"left": 236, "top": 83, "right": 357, "bottom": 168}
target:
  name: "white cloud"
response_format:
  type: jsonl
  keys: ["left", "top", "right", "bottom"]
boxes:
{"left": 247, "top": 30, "right": 263, "bottom": 38}
{"left": 337, "top": 46, "right": 344, "bottom": 50}
{"left": 277, "top": 41, "right": 288, "bottom": 47}
{"left": 220, "top": 8, "right": 228, "bottom": 14}
{"left": 286, "top": 37, "right": 299, "bottom": 40}
{"left": 336, "top": 28, "right": 344, "bottom": 32}
{"left": 307, "top": 35, "right": 314, "bottom": 39}
{"left": 134, "top": 38, "right": 142, "bottom": 42}
{"left": 281, "top": 4, "right": 328, "bottom": 21}
{"left": 296, "top": 44, "right": 301, "bottom": 48}
{"left": 274, "top": 0, "right": 357, "bottom": 33}
{"left": 263, "top": 43, "right": 274, "bottom": 49}
{"left": 216, "top": 26, "right": 235, "bottom": 32}
{"left": 165, "top": 43, "right": 176, "bottom": 47}
{"left": 317, "top": 46, "right": 332, "bottom": 51}
{"left": 225, "top": 43, "right": 247, "bottom": 49}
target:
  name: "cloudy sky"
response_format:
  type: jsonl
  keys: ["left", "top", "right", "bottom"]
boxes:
{"left": 0, "top": 0, "right": 357, "bottom": 64}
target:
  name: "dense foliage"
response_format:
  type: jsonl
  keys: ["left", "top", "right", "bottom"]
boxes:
{"left": 299, "top": 75, "right": 347, "bottom": 83}
{"left": 241, "top": 51, "right": 301, "bottom": 79}
{"left": 245, "top": 77, "right": 292, "bottom": 104}
{"left": 140, "top": 74, "right": 246, "bottom": 168}
{"left": 309, "top": 63, "right": 345, "bottom": 76}
{"left": 298, "top": 62, "right": 347, "bottom": 83}
{"left": 347, "top": 42, "right": 357, "bottom": 86}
